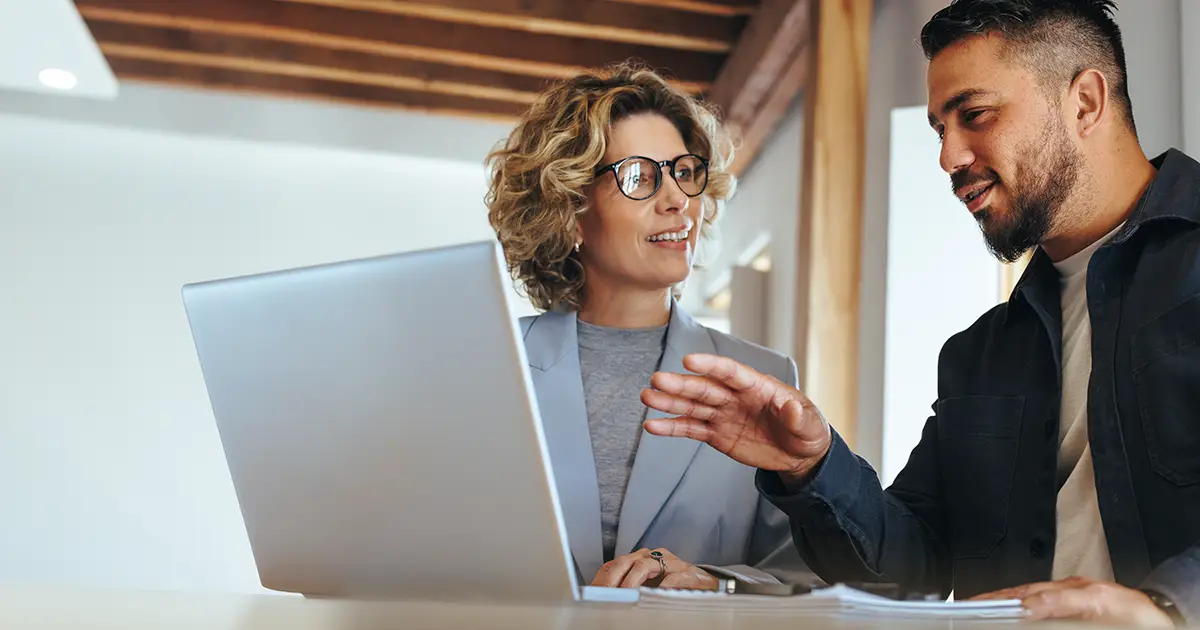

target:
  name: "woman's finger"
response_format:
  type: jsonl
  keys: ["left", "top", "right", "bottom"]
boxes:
{"left": 619, "top": 557, "right": 665, "bottom": 589}
{"left": 658, "top": 572, "right": 692, "bottom": 589}
{"left": 590, "top": 549, "right": 650, "bottom": 587}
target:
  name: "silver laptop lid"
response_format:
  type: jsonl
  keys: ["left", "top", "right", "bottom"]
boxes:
{"left": 181, "top": 241, "right": 577, "bottom": 603}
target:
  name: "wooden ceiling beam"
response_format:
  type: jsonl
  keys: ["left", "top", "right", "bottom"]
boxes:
{"left": 707, "top": 0, "right": 814, "bottom": 176}
{"left": 603, "top": 0, "right": 758, "bottom": 18}
{"left": 76, "top": 0, "right": 721, "bottom": 89}
{"left": 86, "top": 20, "right": 550, "bottom": 105}
{"left": 107, "top": 56, "right": 526, "bottom": 122}
{"left": 101, "top": 42, "right": 538, "bottom": 105}
{"left": 277, "top": 0, "right": 744, "bottom": 54}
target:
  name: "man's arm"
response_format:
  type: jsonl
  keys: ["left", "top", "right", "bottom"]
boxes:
{"left": 639, "top": 353, "right": 952, "bottom": 594}
{"left": 696, "top": 357, "right": 825, "bottom": 587}
{"left": 755, "top": 418, "right": 953, "bottom": 595}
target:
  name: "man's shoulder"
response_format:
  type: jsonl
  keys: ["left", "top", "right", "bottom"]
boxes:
{"left": 939, "top": 301, "right": 1013, "bottom": 363}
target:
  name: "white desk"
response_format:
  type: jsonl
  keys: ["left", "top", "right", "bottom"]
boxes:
{"left": 0, "top": 586, "right": 1134, "bottom": 630}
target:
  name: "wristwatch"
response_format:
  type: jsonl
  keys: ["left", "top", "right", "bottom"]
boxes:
{"left": 1143, "top": 589, "right": 1185, "bottom": 628}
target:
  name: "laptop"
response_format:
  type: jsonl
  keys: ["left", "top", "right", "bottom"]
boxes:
{"left": 182, "top": 240, "right": 622, "bottom": 603}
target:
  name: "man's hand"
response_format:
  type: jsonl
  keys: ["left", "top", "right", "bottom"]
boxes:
{"left": 972, "top": 577, "right": 1175, "bottom": 628}
{"left": 641, "top": 353, "right": 832, "bottom": 484}
{"left": 590, "top": 548, "right": 718, "bottom": 590}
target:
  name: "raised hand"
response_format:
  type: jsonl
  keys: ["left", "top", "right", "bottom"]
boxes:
{"left": 641, "top": 353, "right": 833, "bottom": 484}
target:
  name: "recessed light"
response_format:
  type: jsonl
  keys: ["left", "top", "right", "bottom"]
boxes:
{"left": 39, "top": 68, "right": 78, "bottom": 90}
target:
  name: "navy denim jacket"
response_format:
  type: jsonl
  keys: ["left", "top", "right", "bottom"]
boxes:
{"left": 759, "top": 149, "right": 1200, "bottom": 622}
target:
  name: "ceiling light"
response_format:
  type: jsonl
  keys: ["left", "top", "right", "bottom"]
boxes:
{"left": 38, "top": 68, "right": 78, "bottom": 90}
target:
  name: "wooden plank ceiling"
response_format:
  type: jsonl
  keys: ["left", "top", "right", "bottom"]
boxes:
{"left": 75, "top": 0, "right": 812, "bottom": 174}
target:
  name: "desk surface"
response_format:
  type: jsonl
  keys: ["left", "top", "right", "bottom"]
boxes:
{"left": 0, "top": 586, "right": 1132, "bottom": 630}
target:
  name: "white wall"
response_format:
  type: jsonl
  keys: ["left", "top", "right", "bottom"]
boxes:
{"left": 1112, "top": 0, "right": 1182, "bottom": 158}
{"left": 882, "top": 107, "right": 1002, "bottom": 486}
{"left": 0, "top": 80, "right": 513, "bottom": 166}
{"left": 1181, "top": 1, "right": 1200, "bottom": 156}
{"left": 0, "top": 86, "right": 532, "bottom": 593}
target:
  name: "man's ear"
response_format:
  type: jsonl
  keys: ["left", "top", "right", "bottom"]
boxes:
{"left": 1069, "top": 68, "right": 1109, "bottom": 138}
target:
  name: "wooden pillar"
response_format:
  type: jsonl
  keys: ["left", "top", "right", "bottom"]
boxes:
{"left": 794, "top": 0, "right": 872, "bottom": 447}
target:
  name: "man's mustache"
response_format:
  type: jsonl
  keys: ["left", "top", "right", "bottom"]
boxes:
{"left": 951, "top": 168, "right": 1000, "bottom": 196}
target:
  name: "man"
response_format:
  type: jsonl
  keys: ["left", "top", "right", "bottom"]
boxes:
{"left": 640, "top": 0, "right": 1198, "bottom": 627}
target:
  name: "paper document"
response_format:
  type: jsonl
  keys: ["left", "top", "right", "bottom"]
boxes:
{"left": 636, "top": 584, "right": 1025, "bottom": 620}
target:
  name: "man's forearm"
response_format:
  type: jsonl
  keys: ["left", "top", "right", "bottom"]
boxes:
{"left": 756, "top": 430, "right": 951, "bottom": 593}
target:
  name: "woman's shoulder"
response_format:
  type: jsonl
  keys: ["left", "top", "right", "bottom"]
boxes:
{"left": 696, "top": 325, "right": 798, "bottom": 386}
{"left": 518, "top": 314, "right": 537, "bottom": 335}
{"left": 518, "top": 310, "right": 561, "bottom": 332}
{"left": 517, "top": 309, "right": 571, "bottom": 340}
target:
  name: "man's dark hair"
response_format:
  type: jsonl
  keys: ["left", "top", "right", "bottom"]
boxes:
{"left": 920, "top": 0, "right": 1136, "bottom": 134}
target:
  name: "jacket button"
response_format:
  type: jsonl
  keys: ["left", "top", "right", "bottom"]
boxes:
{"left": 1030, "top": 538, "right": 1048, "bottom": 557}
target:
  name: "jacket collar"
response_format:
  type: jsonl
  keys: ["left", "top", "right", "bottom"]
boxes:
{"left": 1010, "top": 148, "right": 1200, "bottom": 310}
{"left": 523, "top": 299, "right": 713, "bottom": 373}
{"left": 521, "top": 299, "right": 714, "bottom": 576}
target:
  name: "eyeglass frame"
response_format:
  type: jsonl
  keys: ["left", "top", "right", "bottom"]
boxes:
{"left": 593, "top": 153, "right": 711, "bottom": 201}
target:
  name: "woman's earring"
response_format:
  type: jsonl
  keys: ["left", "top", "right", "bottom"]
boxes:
{"left": 574, "top": 241, "right": 581, "bottom": 253}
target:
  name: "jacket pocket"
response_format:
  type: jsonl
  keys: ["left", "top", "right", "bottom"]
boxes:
{"left": 1131, "top": 293, "right": 1200, "bottom": 486}
{"left": 935, "top": 395, "right": 1024, "bottom": 559}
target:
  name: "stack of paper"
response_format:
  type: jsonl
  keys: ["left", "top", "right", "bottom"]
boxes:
{"left": 636, "top": 584, "right": 1025, "bottom": 620}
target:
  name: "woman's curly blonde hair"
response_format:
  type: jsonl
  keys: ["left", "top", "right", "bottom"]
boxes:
{"left": 485, "top": 62, "right": 736, "bottom": 312}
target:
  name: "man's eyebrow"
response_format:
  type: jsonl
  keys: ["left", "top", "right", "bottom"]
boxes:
{"left": 927, "top": 89, "right": 993, "bottom": 127}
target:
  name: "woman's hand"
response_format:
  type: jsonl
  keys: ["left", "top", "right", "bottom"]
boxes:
{"left": 590, "top": 548, "right": 719, "bottom": 590}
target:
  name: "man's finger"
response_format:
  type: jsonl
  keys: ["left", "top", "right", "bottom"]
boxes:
{"left": 1021, "top": 588, "right": 1102, "bottom": 622}
{"left": 648, "top": 372, "right": 736, "bottom": 407}
{"left": 619, "top": 557, "right": 664, "bottom": 589}
{"left": 681, "top": 354, "right": 768, "bottom": 393}
{"left": 641, "top": 388, "right": 720, "bottom": 420}
{"left": 970, "top": 577, "right": 1090, "bottom": 601}
{"left": 970, "top": 587, "right": 1025, "bottom": 601}
{"left": 642, "top": 417, "right": 714, "bottom": 442}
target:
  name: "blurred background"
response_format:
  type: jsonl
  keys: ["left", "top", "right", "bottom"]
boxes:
{"left": 0, "top": 0, "right": 1193, "bottom": 595}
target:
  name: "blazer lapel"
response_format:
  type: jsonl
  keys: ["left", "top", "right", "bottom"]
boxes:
{"left": 523, "top": 311, "right": 606, "bottom": 582}
{"left": 614, "top": 302, "right": 709, "bottom": 555}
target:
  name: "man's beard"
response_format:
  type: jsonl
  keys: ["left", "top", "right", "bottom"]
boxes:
{"left": 955, "top": 120, "right": 1083, "bottom": 263}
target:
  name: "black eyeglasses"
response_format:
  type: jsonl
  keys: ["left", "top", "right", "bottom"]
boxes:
{"left": 593, "top": 154, "right": 710, "bottom": 201}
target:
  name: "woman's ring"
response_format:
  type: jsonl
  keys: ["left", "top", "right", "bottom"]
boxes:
{"left": 649, "top": 550, "right": 667, "bottom": 576}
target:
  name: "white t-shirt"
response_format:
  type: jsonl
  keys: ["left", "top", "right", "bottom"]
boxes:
{"left": 1049, "top": 224, "right": 1125, "bottom": 581}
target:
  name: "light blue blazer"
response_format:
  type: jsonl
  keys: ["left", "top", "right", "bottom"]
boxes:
{"left": 519, "top": 302, "right": 811, "bottom": 584}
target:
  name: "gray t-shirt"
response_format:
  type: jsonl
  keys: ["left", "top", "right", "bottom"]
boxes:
{"left": 576, "top": 319, "right": 668, "bottom": 563}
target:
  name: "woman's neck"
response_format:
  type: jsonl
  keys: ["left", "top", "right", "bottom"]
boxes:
{"left": 578, "top": 283, "right": 672, "bottom": 329}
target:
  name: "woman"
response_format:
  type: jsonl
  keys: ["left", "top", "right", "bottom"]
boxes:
{"left": 485, "top": 64, "right": 806, "bottom": 590}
